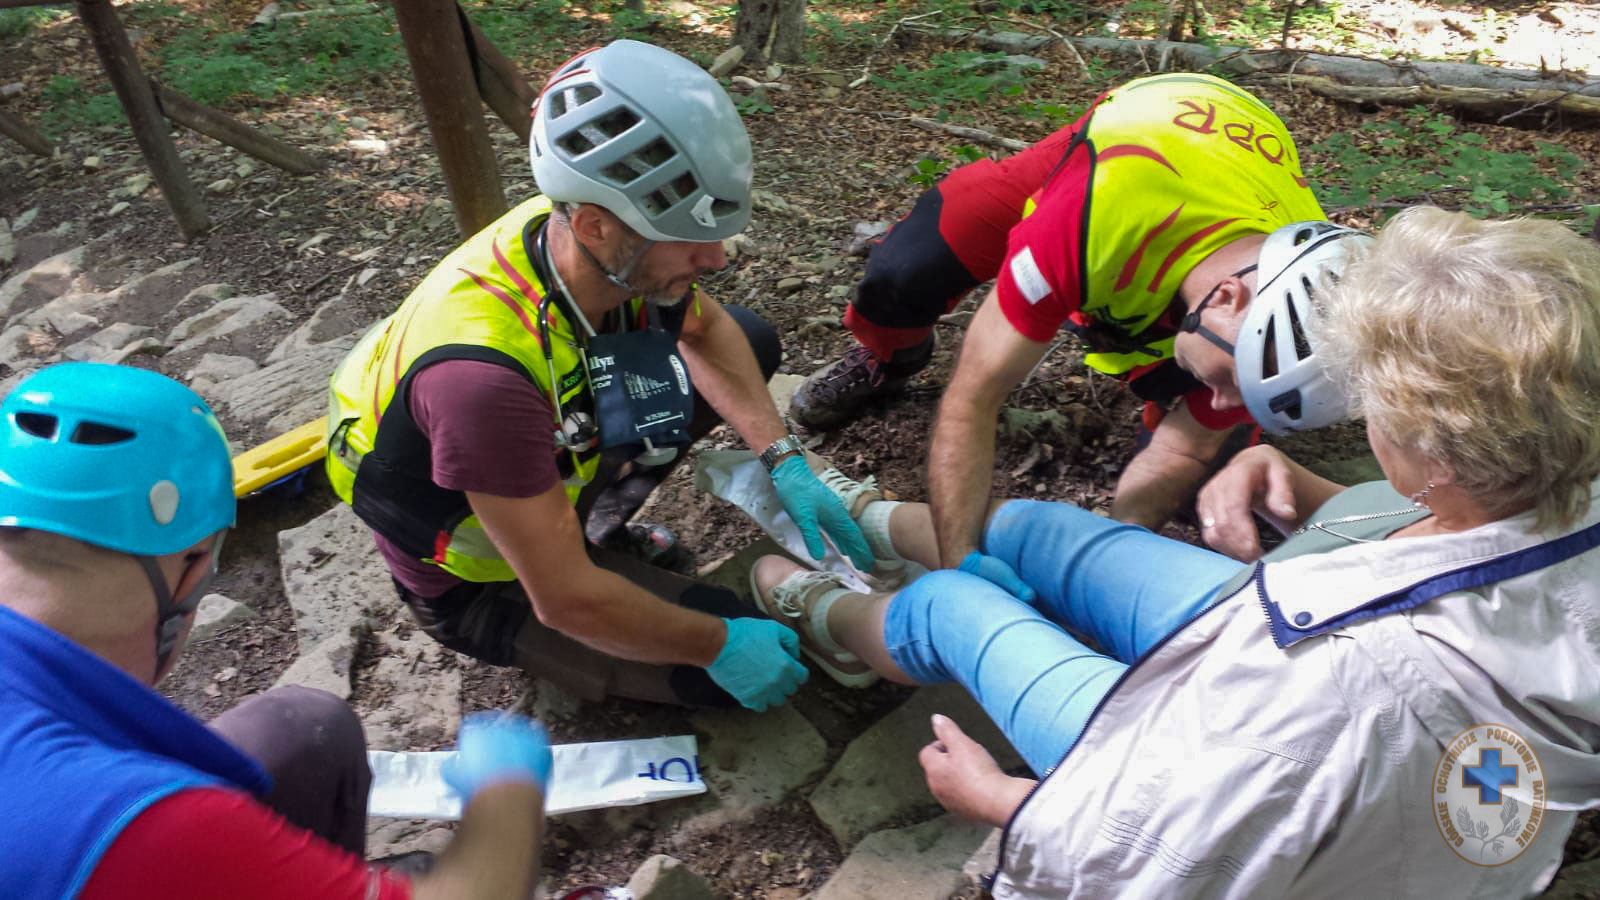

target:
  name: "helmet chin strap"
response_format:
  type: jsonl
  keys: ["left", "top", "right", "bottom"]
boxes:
{"left": 137, "top": 547, "right": 220, "bottom": 681}
{"left": 575, "top": 232, "right": 654, "bottom": 295}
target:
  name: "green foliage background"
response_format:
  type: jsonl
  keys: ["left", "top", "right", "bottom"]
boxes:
{"left": 6, "top": 0, "right": 1593, "bottom": 233}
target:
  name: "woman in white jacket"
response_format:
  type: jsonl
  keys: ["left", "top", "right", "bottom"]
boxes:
{"left": 752, "top": 207, "right": 1600, "bottom": 898}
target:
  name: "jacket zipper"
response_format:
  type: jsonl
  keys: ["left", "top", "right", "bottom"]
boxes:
{"left": 983, "top": 573, "right": 1253, "bottom": 891}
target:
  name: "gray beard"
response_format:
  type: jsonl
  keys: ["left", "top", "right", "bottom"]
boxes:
{"left": 644, "top": 288, "right": 691, "bottom": 307}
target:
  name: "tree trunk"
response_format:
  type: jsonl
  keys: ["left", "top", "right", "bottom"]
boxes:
{"left": 734, "top": 0, "right": 806, "bottom": 65}
{"left": 76, "top": 0, "right": 209, "bottom": 237}
{"left": 392, "top": 0, "right": 506, "bottom": 237}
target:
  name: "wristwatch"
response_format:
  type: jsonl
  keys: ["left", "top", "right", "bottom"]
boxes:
{"left": 758, "top": 434, "right": 805, "bottom": 472}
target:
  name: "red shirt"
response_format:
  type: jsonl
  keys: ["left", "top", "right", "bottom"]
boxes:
{"left": 81, "top": 788, "right": 412, "bottom": 900}
{"left": 375, "top": 358, "right": 562, "bottom": 596}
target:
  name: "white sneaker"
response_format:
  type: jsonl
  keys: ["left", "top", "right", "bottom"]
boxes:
{"left": 815, "top": 466, "right": 908, "bottom": 589}
{"left": 751, "top": 558, "right": 880, "bottom": 688}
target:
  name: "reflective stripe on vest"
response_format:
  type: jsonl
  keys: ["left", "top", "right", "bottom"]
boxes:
{"left": 325, "top": 195, "right": 604, "bottom": 582}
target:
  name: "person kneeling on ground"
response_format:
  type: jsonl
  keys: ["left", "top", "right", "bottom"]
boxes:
{"left": 0, "top": 362, "right": 549, "bottom": 900}
{"left": 791, "top": 74, "right": 1360, "bottom": 547}
{"left": 325, "top": 41, "right": 873, "bottom": 711}
{"left": 750, "top": 209, "right": 1600, "bottom": 897}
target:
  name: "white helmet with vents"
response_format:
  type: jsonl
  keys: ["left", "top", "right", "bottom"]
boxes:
{"left": 1236, "top": 221, "right": 1373, "bottom": 434}
{"left": 529, "top": 40, "right": 753, "bottom": 243}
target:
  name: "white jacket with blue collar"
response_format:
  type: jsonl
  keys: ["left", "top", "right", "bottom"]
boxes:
{"left": 991, "top": 480, "right": 1600, "bottom": 899}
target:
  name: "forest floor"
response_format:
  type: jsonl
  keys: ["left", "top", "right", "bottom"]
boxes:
{"left": 2, "top": 0, "right": 1599, "bottom": 894}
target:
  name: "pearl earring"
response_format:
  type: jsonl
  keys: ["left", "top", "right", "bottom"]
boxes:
{"left": 1410, "top": 481, "right": 1435, "bottom": 510}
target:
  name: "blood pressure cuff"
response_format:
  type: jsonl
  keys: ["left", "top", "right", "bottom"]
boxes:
{"left": 586, "top": 328, "right": 696, "bottom": 451}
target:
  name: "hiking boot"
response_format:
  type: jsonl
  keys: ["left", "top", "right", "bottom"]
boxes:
{"left": 814, "top": 465, "right": 907, "bottom": 589}
{"left": 750, "top": 556, "right": 879, "bottom": 688}
{"left": 790, "top": 338, "right": 934, "bottom": 431}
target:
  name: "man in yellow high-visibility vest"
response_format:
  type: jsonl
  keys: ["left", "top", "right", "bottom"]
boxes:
{"left": 326, "top": 41, "right": 874, "bottom": 710}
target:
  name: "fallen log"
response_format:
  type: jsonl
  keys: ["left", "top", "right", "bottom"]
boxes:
{"left": 152, "top": 82, "right": 325, "bottom": 174}
{"left": 1280, "top": 75, "right": 1600, "bottom": 124}
{"left": 0, "top": 107, "right": 52, "bottom": 156}
{"left": 928, "top": 28, "right": 1600, "bottom": 123}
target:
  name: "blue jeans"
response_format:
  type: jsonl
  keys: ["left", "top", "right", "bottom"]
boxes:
{"left": 883, "top": 500, "right": 1244, "bottom": 774}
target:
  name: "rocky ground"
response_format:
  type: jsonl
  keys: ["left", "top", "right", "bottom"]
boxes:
{"left": 3, "top": 0, "right": 1600, "bottom": 895}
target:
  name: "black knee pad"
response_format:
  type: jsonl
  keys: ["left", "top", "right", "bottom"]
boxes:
{"left": 678, "top": 582, "right": 751, "bottom": 620}
{"left": 722, "top": 304, "right": 782, "bottom": 379}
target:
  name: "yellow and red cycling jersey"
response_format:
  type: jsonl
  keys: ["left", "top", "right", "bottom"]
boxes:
{"left": 995, "top": 73, "right": 1326, "bottom": 376}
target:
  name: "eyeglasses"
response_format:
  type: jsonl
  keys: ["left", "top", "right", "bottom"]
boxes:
{"left": 1180, "top": 264, "right": 1257, "bottom": 356}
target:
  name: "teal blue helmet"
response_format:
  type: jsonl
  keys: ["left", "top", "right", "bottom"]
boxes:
{"left": 0, "top": 362, "right": 235, "bottom": 556}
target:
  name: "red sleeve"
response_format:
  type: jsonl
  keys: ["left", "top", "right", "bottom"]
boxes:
{"left": 1182, "top": 384, "right": 1258, "bottom": 430}
{"left": 993, "top": 156, "right": 1095, "bottom": 344}
{"left": 80, "top": 788, "right": 412, "bottom": 900}
{"left": 408, "top": 358, "right": 561, "bottom": 498}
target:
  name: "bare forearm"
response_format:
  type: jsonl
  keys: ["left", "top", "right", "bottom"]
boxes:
{"left": 1111, "top": 445, "right": 1212, "bottom": 530}
{"left": 984, "top": 776, "right": 1040, "bottom": 828}
{"left": 929, "top": 398, "right": 999, "bottom": 568}
{"left": 537, "top": 568, "right": 726, "bottom": 666}
{"left": 678, "top": 303, "right": 786, "bottom": 452}
{"left": 414, "top": 783, "right": 544, "bottom": 900}
{"left": 1278, "top": 453, "right": 1346, "bottom": 529}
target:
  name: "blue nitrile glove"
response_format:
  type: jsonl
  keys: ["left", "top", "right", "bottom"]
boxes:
{"left": 443, "top": 712, "right": 553, "bottom": 801}
{"left": 706, "top": 617, "right": 809, "bottom": 711}
{"left": 958, "top": 551, "right": 1038, "bottom": 604}
{"left": 771, "top": 455, "right": 876, "bottom": 570}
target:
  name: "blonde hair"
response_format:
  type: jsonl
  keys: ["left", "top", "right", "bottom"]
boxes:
{"left": 1315, "top": 207, "right": 1600, "bottom": 531}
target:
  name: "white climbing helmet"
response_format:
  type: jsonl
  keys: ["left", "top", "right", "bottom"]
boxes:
{"left": 528, "top": 40, "right": 753, "bottom": 243}
{"left": 1236, "top": 221, "right": 1373, "bottom": 434}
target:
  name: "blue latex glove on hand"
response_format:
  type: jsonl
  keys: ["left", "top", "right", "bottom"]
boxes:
{"left": 771, "top": 455, "right": 876, "bottom": 570}
{"left": 958, "top": 551, "right": 1038, "bottom": 604}
{"left": 443, "top": 712, "right": 553, "bottom": 801}
{"left": 706, "top": 617, "right": 808, "bottom": 711}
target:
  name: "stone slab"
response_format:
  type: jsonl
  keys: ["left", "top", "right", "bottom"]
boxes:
{"left": 765, "top": 372, "right": 805, "bottom": 416}
{"left": 359, "top": 624, "right": 462, "bottom": 751}
{"left": 813, "top": 815, "right": 993, "bottom": 900}
{"left": 100, "top": 257, "right": 205, "bottom": 328}
{"left": 211, "top": 339, "right": 353, "bottom": 431}
{"left": 0, "top": 244, "right": 86, "bottom": 320}
{"left": 190, "top": 592, "right": 258, "bottom": 644}
{"left": 679, "top": 701, "right": 828, "bottom": 833}
{"left": 271, "top": 631, "right": 359, "bottom": 699}
{"left": 366, "top": 818, "right": 455, "bottom": 859}
{"left": 960, "top": 828, "right": 1002, "bottom": 891}
{"left": 61, "top": 322, "right": 159, "bottom": 364}
{"left": 267, "top": 291, "right": 372, "bottom": 364}
{"left": 277, "top": 503, "right": 390, "bottom": 652}
{"left": 809, "top": 684, "right": 1023, "bottom": 848}
{"left": 165, "top": 293, "right": 290, "bottom": 358}
{"left": 187, "top": 353, "right": 260, "bottom": 403}
{"left": 627, "top": 854, "right": 719, "bottom": 900}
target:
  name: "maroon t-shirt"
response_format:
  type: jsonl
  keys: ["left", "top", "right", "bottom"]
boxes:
{"left": 374, "top": 359, "right": 561, "bottom": 597}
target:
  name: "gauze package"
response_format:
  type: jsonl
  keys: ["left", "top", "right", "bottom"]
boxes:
{"left": 368, "top": 734, "right": 704, "bottom": 819}
{"left": 693, "top": 449, "right": 925, "bottom": 593}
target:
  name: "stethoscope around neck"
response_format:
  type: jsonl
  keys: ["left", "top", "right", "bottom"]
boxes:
{"left": 534, "top": 222, "right": 678, "bottom": 468}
